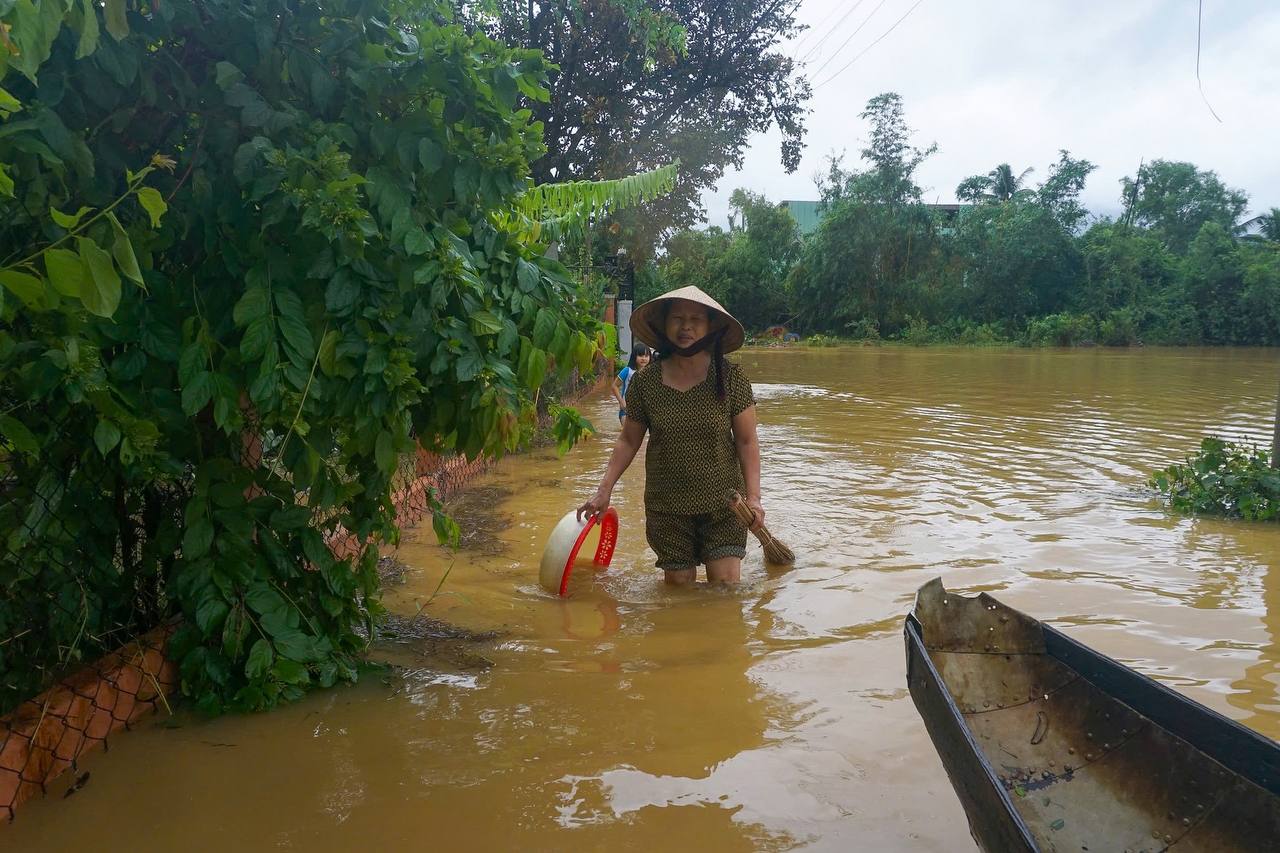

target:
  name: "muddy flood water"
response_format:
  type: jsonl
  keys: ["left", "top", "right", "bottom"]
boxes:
{"left": 10, "top": 346, "right": 1280, "bottom": 851}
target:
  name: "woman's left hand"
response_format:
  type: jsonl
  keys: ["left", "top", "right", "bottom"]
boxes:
{"left": 746, "top": 496, "right": 765, "bottom": 531}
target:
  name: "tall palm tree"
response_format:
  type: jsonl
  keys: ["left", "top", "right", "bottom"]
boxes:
{"left": 956, "top": 164, "right": 1035, "bottom": 204}
{"left": 1259, "top": 207, "right": 1280, "bottom": 243}
{"left": 987, "top": 164, "right": 1035, "bottom": 202}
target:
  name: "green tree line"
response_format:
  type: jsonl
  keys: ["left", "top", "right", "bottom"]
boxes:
{"left": 653, "top": 93, "right": 1280, "bottom": 347}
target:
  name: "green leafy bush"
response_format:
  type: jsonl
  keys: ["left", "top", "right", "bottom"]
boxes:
{"left": 845, "top": 318, "right": 880, "bottom": 341}
{"left": 1151, "top": 438, "right": 1280, "bottom": 522}
{"left": 953, "top": 321, "right": 1007, "bottom": 346}
{"left": 900, "top": 316, "right": 935, "bottom": 346}
{"left": 0, "top": 0, "right": 605, "bottom": 714}
{"left": 1098, "top": 307, "right": 1140, "bottom": 346}
{"left": 549, "top": 405, "right": 597, "bottom": 456}
{"left": 1024, "top": 313, "right": 1097, "bottom": 347}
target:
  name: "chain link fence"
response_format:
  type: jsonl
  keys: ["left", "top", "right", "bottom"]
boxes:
{"left": 0, "top": 407, "right": 189, "bottom": 820}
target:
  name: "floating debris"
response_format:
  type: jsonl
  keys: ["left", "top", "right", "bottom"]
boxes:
{"left": 377, "top": 555, "right": 411, "bottom": 586}
{"left": 370, "top": 612, "right": 504, "bottom": 671}
{"left": 440, "top": 484, "right": 514, "bottom": 555}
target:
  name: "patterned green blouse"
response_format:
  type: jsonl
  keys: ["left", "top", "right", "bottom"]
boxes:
{"left": 623, "top": 358, "right": 756, "bottom": 515}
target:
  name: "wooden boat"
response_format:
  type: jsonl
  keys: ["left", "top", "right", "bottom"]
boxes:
{"left": 904, "top": 578, "right": 1280, "bottom": 852}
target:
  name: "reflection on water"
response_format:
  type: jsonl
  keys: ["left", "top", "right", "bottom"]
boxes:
{"left": 8, "top": 346, "right": 1280, "bottom": 852}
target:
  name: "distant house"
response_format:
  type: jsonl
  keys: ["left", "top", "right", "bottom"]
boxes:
{"left": 781, "top": 200, "right": 971, "bottom": 236}
{"left": 781, "top": 200, "right": 823, "bottom": 235}
{"left": 1238, "top": 214, "right": 1271, "bottom": 240}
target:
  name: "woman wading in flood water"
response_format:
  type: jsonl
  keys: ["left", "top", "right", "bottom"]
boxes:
{"left": 577, "top": 286, "right": 764, "bottom": 585}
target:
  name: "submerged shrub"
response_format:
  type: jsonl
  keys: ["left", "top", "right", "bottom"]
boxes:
{"left": 900, "top": 316, "right": 935, "bottom": 346}
{"left": 1098, "top": 307, "right": 1141, "bottom": 346}
{"left": 845, "top": 318, "right": 881, "bottom": 341}
{"left": 1024, "top": 313, "right": 1097, "bottom": 347}
{"left": 1151, "top": 438, "right": 1280, "bottom": 522}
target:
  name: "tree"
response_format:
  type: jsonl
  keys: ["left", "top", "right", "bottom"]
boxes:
{"left": 0, "top": 0, "right": 607, "bottom": 713}
{"left": 1120, "top": 160, "right": 1248, "bottom": 252}
{"left": 791, "top": 94, "right": 942, "bottom": 333}
{"left": 656, "top": 227, "right": 732, "bottom": 304}
{"left": 838, "top": 92, "right": 937, "bottom": 207}
{"left": 1036, "top": 151, "right": 1096, "bottom": 231}
{"left": 718, "top": 190, "right": 800, "bottom": 327}
{"left": 464, "top": 0, "right": 810, "bottom": 246}
{"left": 1182, "top": 222, "right": 1248, "bottom": 343}
{"left": 956, "top": 164, "right": 1034, "bottom": 204}
{"left": 1238, "top": 244, "right": 1280, "bottom": 345}
{"left": 956, "top": 151, "right": 1094, "bottom": 230}
{"left": 1077, "top": 221, "right": 1179, "bottom": 317}
{"left": 949, "top": 202, "right": 1082, "bottom": 323}
{"left": 655, "top": 189, "right": 799, "bottom": 328}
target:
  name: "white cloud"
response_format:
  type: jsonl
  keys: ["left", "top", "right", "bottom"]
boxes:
{"left": 701, "top": 0, "right": 1280, "bottom": 227}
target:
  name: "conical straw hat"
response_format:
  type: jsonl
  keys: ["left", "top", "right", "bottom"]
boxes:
{"left": 629, "top": 286, "right": 745, "bottom": 354}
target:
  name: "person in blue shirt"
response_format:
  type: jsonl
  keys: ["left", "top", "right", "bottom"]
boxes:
{"left": 612, "top": 341, "right": 652, "bottom": 423}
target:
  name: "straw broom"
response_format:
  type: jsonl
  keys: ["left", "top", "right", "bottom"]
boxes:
{"left": 728, "top": 491, "right": 795, "bottom": 565}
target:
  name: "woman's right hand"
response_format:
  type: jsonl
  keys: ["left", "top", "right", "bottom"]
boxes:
{"left": 576, "top": 486, "right": 612, "bottom": 523}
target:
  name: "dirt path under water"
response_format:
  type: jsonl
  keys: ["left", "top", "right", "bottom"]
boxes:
{"left": 8, "top": 346, "right": 1280, "bottom": 851}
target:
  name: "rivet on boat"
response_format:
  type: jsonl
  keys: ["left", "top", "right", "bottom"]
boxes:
{"left": 1164, "top": 835, "right": 1172, "bottom": 843}
{"left": 1182, "top": 818, "right": 1191, "bottom": 827}
{"left": 1048, "top": 761, "right": 1055, "bottom": 768}
{"left": 1086, "top": 732, "right": 1094, "bottom": 740}
{"left": 1085, "top": 753, "right": 1094, "bottom": 760}
{"left": 943, "top": 598, "right": 949, "bottom": 605}
{"left": 1000, "top": 615, "right": 1008, "bottom": 623}
{"left": 1068, "top": 747, "right": 1075, "bottom": 755}
{"left": 1152, "top": 829, "right": 1161, "bottom": 839}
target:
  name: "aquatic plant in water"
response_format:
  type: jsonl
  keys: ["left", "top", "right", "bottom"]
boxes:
{"left": 1151, "top": 437, "right": 1280, "bottom": 522}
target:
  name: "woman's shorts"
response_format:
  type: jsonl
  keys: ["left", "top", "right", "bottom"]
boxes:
{"left": 644, "top": 507, "right": 747, "bottom": 572}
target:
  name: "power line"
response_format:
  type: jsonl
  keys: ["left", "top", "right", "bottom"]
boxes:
{"left": 1196, "top": 0, "right": 1223, "bottom": 123}
{"left": 805, "top": 0, "right": 889, "bottom": 76}
{"left": 813, "top": 0, "right": 925, "bottom": 90}
{"left": 797, "top": 0, "right": 872, "bottom": 65}
{"left": 791, "top": 0, "right": 863, "bottom": 56}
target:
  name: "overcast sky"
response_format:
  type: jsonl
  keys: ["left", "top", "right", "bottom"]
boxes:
{"left": 701, "top": 0, "right": 1280, "bottom": 228}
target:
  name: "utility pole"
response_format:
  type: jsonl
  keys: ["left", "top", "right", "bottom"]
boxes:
{"left": 1272, "top": 366, "right": 1279, "bottom": 468}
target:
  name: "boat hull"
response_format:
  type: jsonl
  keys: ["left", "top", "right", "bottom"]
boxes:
{"left": 905, "top": 578, "right": 1280, "bottom": 852}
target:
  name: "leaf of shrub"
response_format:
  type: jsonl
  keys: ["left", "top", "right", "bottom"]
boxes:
{"left": 245, "top": 639, "right": 273, "bottom": 679}
{"left": 44, "top": 248, "right": 84, "bottom": 296}
{"left": 76, "top": 237, "right": 122, "bottom": 317}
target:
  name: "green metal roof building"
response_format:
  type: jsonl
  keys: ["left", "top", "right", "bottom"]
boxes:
{"left": 781, "top": 200, "right": 823, "bottom": 235}
{"left": 782, "top": 199, "right": 972, "bottom": 236}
